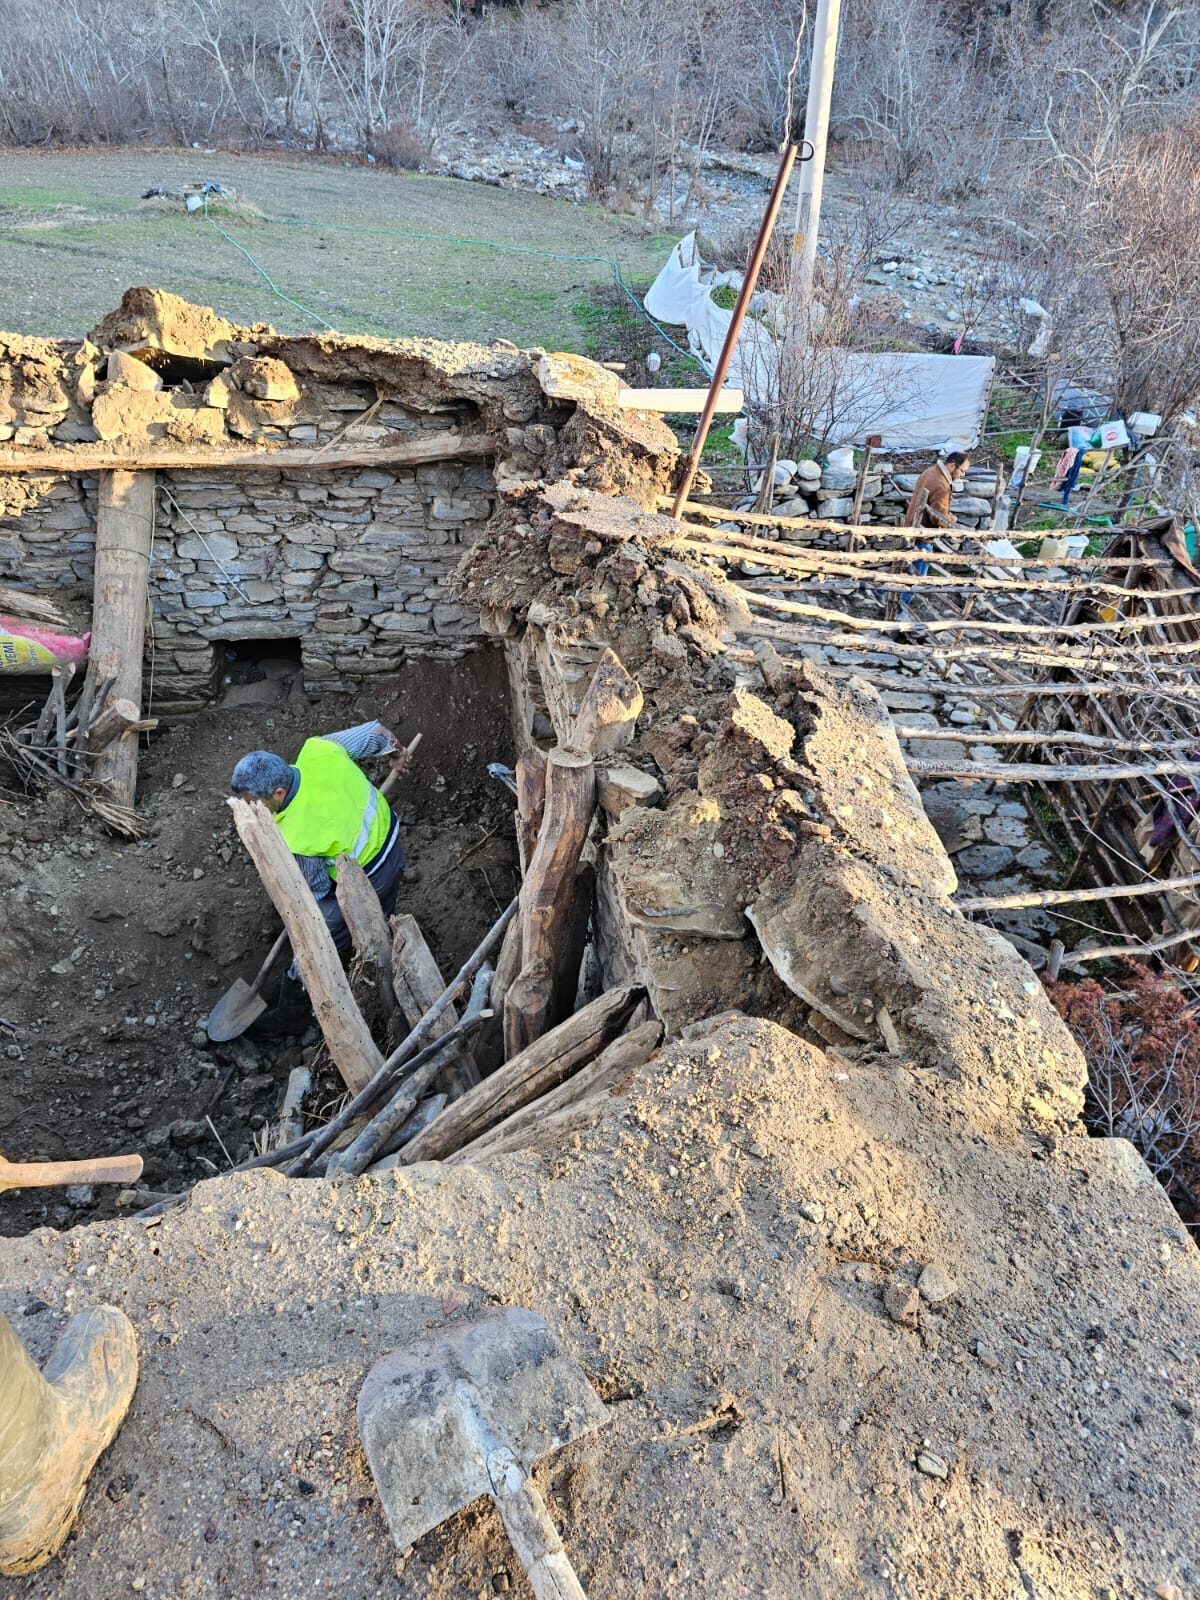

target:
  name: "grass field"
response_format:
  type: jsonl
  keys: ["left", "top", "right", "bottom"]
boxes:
{"left": 0, "top": 149, "right": 680, "bottom": 350}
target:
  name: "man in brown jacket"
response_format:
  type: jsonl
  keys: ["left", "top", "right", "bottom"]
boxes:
{"left": 905, "top": 450, "right": 971, "bottom": 527}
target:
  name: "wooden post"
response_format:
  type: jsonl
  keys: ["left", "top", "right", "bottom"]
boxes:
{"left": 503, "top": 749, "right": 596, "bottom": 1058}
{"left": 390, "top": 913, "right": 481, "bottom": 1097}
{"left": 229, "top": 798, "right": 383, "bottom": 1096}
{"left": 503, "top": 649, "right": 642, "bottom": 1059}
{"left": 86, "top": 470, "right": 156, "bottom": 808}
{"left": 336, "top": 855, "right": 398, "bottom": 1032}
{"left": 847, "top": 437, "right": 878, "bottom": 550}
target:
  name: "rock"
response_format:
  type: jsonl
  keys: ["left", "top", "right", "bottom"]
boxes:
{"left": 232, "top": 356, "right": 300, "bottom": 403}
{"left": 916, "top": 1451, "right": 949, "bottom": 1479}
{"left": 168, "top": 1118, "right": 207, "bottom": 1148}
{"left": 106, "top": 350, "right": 162, "bottom": 391}
{"left": 917, "top": 1263, "right": 956, "bottom": 1304}
{"left": 973, "top": 1339, "right": 1000, "bottom": 1369}
{"left": 955, "top": 843, "right": 1015, "bottom": 877}
{"left": 884, "top": 1280, "right": 921, "bottom": 1328}
{"left": 64, "top": 1184, "right": 95, "bottom": 1208}
{"left": 597, "top": 764, "right": 663, "bottom": 819}
{"left": 799, "top": 1200, "right": 825, "bottom": 1224}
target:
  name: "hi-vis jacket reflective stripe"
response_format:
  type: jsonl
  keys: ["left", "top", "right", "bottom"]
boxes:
{"left": 275, "top": 737, "right": 391, "bottom": 881}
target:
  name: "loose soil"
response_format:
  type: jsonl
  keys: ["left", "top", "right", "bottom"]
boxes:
{"left": 0, "top": 649, "right": 518, "bottom": 1237}
{"left": 1, "top": 1014, "right": 1196, "bottom": 1600}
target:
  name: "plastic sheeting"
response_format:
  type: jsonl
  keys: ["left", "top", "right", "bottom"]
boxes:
{"left": 644, "top": 233, "right": 995, "bottom": 452}
{"left": 0, "top": 617, "right": 90, "bottom": 673}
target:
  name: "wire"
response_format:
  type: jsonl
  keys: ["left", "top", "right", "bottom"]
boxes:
{"left": 159, "top": 484, "right": 253, "bottom": 603}
{"left": 202, "top": 196, "right": 334, "bottom": 332}
{"left": 199, "top": 199, "right": 703, "bottom": 370}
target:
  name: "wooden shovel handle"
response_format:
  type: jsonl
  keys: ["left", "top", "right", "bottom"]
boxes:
{"left": 0, "top": 1152, "right": 143, "bottom": 1193}
{"left": 379, "top": 732, "right": 422, "bottom": 801}
{"left": 492, "top": 1470, "right": 589, "bottom": 1600}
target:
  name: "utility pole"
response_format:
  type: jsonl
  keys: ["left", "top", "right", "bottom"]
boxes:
{"left": 792, "top": 0, "right": 842, "bottom": 303}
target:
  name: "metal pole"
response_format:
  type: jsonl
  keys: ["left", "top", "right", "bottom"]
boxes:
{"left": 669, "top": 142, "right": 799, "bottom": 521}
{"left": 792, "top": 0, "right": 842, "bottom": 303}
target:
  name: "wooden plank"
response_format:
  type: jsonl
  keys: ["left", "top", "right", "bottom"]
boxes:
{"left": 229, "top": 797, "right": 383, "bottom": 1096}
{"left": 449, "top": 1020, "right": 662, "bottom": 1164}
{"left": 0, "top": 429, "right": 495, "bottom": 474}
{"left": 391, "top": 913, "right": 480, "bottom": 1096}
{"left": 398, "top": 985, "right": 644, "bottom": 1165}
{"left": 85, "top": 470, "right": 156, "bottom": 808}
{"left": 336, "top": 854, "right": 398, "bottom": 1028}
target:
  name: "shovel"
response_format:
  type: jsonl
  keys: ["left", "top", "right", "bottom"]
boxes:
{"left": 358, "top": 1305, "right": 608, "bottom": 1600}
{"left": 0, "top": 1150, "right": 143, "bottom": 1194}
{"left": 205, "top": 733, "right": 423, "bottom": 1041}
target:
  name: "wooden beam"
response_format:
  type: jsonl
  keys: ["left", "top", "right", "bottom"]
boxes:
{"left": 674, "top": 519, "right": 1177, "bottom": 568}
{"left": 894, "top": 726, "right": 1200, "bottom": 754}
{"left": 336, "top": 854, "right": 398, "bottom": 1031}
{"left": 399, "top": 985, "right": 645, "bottom": 1165}
{"left": 1065, "top": 925, "right": 1200, "bottom": 965}
{"left": 958, "top": 870, "right": 1200, "bottom": 912}
{"left": 739, "top": 586, "right": 1200, "bottom": 640}
{"left": 0, "top": 429, "right": 494, "bottom": 475}
{"left": 449, "top": 1020, "right": 662, "bottom": 1164}
{"left": 85, "top": 470, "right": 156, "bottom": 809}
{"left": 504, "top": 749, "right": 596, "bottom": 1057}
{"left": 390, "top": 913, "right": 480, "bottom": 1097}
{"left": 229, "top": 797, "right": 383, "bottom": 1096}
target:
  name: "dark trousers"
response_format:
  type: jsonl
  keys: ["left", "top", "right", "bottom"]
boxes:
{"left": 318, "top": 820, "right": 406, "bottom": 954}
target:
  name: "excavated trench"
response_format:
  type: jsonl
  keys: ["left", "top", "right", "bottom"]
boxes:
{"left": 0, "top": 649, "right": 518, "bottom": 1236}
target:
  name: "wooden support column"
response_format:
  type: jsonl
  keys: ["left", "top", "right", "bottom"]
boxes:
{"left": 503, "top": 649, "right": 643, "bottom": 1059}
{"left": 229, "top": 798, "right": 383, "bottom": 1096}
{"left": 86, "top": 470, "right": 156, "bottom": 808}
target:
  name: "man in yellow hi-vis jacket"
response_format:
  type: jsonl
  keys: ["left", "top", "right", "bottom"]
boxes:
{"left": 230, "top": 721, "right": 411, "bottom": 1032}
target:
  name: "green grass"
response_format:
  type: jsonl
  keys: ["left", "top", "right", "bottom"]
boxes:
{"left": 0, "top": 150, "right": 679, "bottom": 349}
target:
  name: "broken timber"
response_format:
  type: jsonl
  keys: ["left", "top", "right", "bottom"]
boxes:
{"left": 230, "top": 797, "right": 383, "bottom": 1096}
{"left": 503, "top": 649, "right": 642, "bottom": 1058}
{"left": 391, "top": 913, "right": 481, "bottom": 1097}
{"left": 400, "top": 985, "right": 645, "bottom": 1165}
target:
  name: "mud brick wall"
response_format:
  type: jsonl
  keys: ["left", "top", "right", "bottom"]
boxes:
{"left": 0, "top": 450, "right": 496, "bottom": 707}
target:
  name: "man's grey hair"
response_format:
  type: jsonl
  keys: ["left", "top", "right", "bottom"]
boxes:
{"left": 230, "top": 750, "right": 293, "bottom": 799}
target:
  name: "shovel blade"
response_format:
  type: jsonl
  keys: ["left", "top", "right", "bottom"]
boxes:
{"left": 203, "top": 979, "right": 267, "bottom": 1042}
{"left": 357, "top": 1305, "right": 608, "bottom": 1552}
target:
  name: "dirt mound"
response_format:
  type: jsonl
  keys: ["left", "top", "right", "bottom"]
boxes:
{"left": 2, "top": 1012, "right": 1196, "bottom": 1599}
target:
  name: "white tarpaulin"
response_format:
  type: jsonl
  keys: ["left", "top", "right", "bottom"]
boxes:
{"left": 644, "top": 233, "right": 995, "bottom": 452}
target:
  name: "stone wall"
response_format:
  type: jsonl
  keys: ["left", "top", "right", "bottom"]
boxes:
{"left": 0, "top": 444, "right": 496, "bottom": 707}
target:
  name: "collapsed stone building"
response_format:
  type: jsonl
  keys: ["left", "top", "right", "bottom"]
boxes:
{"left": 0, "top": 293, "right": 1196, "bottom": 1598}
